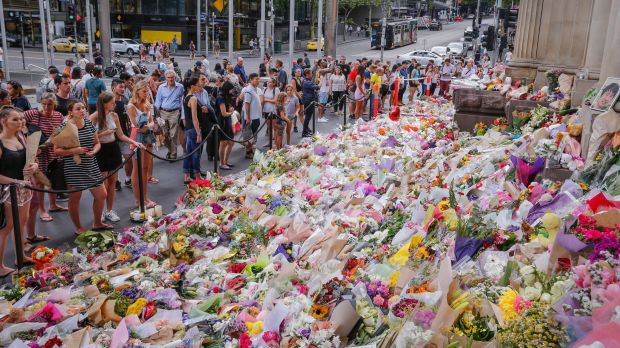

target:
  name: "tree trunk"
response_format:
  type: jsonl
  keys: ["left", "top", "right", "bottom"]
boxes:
{"left": 310, "top": 0, "right": 316, "bottom": 39}
{"left": 324, "top": 0, "right": 337, "bottom": 57}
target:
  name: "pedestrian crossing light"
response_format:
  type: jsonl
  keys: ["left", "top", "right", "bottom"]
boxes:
{"left": 67, "top": 4, "right": 76, "bottom": 21}
{"left": 76, "top": 15, "right": 82, "bottom": 21}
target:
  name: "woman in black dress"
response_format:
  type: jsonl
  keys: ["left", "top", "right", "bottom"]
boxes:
{"left": 217, "top": 81, "right": 236, "bottom": 170}
{"left": 54, "top": 99, "right": 110, "bottom": 234}
{"left": 0, "top": 107, "right": 38, "bottom": 276}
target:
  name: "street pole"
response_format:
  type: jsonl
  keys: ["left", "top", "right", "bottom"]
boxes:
{"left": 45, "top": 0, "right": 54, "bottom": 65}
{"left": 74, "top": 12, "right": 78, "bottom": 62}
{"left": 380, "top": 17, "right": 386, "bottom": 62}
{"left": 317, "top": 0, "right": 322, "bottom": 60}
{"left": 492, "top": 0, "right": 500, "bottom": 66}
{"left": 205, "top": 0, "right": 209, "bottom": 56}
{"left": 38, "top": 0, "right": 50, "bottom": 67}
{"left": 289, "top": 0, "right": 295, "bottom": 74}
{"left": 20, "top": 14, "right": 26, "bottom": 70}
{"left": 97, "top": 0, "right": 112, "bottom": 68}
{"left": 212, "top": 12, "right": 216, "bottom": 57}
{"left": 196, "top": 0, "right": 201, "bottom": 54}
{"left": 260, "top": 0, "right": 265, "bottom": 58}
{"left": 270, "top": 0, "right": 274, "bottom": 56}
{"left": 0, "top": 0, "right": 10, "bottom": 79}
{"left": 86, "top": 0, "right": 94, "bottom": 62}
{"left": 228, "top": 0, "right": 233, "bottom": 60}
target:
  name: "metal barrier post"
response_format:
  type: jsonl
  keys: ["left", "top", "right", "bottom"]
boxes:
{"left": 213, "top": 125, "right": 219, "bottom": 175}
{"left": 343, "top": 97, "right": 347, "bottom": 128}
{"left": 312, "top": 102, "right": 316, "bottom": 134}
{"left": 136, "top": 148, "right": 146, "bottom": 215}
{"left": 268, "top": 115, "right": 273, "bottom": 149}
{"left": 9, "top": 185, "right": 24, "bottom": 269}
{"left": 369, "top": 93, "right": 375, "bottom": 120}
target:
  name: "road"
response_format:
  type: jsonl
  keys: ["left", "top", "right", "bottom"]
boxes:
{"left": 1, "top": 18, "right": 492, "bottom": 272}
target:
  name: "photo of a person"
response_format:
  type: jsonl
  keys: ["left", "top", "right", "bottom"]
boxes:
{"left": 593, "top": 78, "right": 620, "bottom": 112}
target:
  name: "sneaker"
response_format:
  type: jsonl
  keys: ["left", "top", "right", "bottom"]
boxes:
{"left": 56, "top": 193, "right": 68, "bottom": 202}
{"left": 124, "top": 179, "right": 132, "bottom": 188}
{"left": 293, "top": 126, "right": 298, "bottom": 133}
{"left": 115, "top": 180, "right": 122, "bottom": 191}
{"left": 317, "top": 118, "right": 329, "bottom": 123}
{"left": 104, "top": 210, "right": 121, "bottom": 222}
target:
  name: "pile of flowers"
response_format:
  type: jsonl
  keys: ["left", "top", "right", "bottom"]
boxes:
{"left": 0, "top": 98, "right": 619, "bottom": 347}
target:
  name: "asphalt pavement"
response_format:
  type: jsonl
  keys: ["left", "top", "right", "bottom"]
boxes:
{"left": 1, "top": 18, "right": 490, "bottom": 270}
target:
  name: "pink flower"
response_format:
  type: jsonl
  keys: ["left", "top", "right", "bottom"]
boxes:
{"left": 373, "top": 294, "right": 385, "bottom": 306}
{"left": 603, "top": 283, "right": 620, "bottom": 302}
{"left": 601, "top": 267, "right": 617, "bottom": 287}
{"left": 573, "top": 264, "right": 592, "bottom": 288}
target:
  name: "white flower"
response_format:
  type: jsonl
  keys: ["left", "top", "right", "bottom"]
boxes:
{"left": 551, "top": 279, "right": 574, "bottom": 302}
{"left": 522, "top": 282, "right": 542, "bottom": 301}
{"left": 519, "top": 265, "right": 536, "bottom": 286}
{"left": 540, "top": 292, "right": 552, "bottom": 303}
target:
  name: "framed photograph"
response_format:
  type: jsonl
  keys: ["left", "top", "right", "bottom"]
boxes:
{"left": 592, "top": 77, "right": 620, "bottom": 112}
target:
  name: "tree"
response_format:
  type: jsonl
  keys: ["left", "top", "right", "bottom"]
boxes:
{"left": 339, "top": 0, "right": 379, "bottom": 42}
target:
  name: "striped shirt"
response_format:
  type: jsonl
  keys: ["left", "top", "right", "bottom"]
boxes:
{"left": 24, "top": 109, "right": 64, "bottom": 171}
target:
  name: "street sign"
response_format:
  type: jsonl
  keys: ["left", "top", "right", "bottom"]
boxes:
{"left": 213, "top": 0, "right": 227, "bottom": 14}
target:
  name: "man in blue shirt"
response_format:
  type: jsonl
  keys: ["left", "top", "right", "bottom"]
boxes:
{"left": 301, "top": 68, "right": 319, "bottom": 137}
{"left": 84, "top": 67, "right": 106, "bottom": 113}
{"left": 155, "top": 69, "right": 185, "bottom": 159}
{"left": 234, "top": 57, "right": 247, "bottom": 87}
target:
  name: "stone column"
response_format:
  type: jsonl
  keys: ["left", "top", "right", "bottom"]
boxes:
{"left": 511, "top": 0, "right": 544, "bottom": 67}
{"left": 583, "top": 0, "right": 612, "bottom": 79}
{"left": 599, "top": 0, "right": 620, "bottom": 82}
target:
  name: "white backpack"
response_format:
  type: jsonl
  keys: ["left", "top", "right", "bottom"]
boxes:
{"left": 36, "top": 78, "right": 56, "bottom": 102}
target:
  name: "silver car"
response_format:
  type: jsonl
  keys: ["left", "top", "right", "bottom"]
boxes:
{"left": 447, "top": 42, "right": 466, "bottom": 57}
{"left": 395, "top": 50, "right": 444, "bottom": 65}
{"left": 111, "top": 38, "right": 141, "bottom": 56}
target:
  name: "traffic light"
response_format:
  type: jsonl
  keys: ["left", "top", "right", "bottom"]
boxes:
{"left": 481, "top": 26, "right": 495, "bottom": 50}
{"left": 472, "top": 26, "right": 479, "bottom": 38}
{"left": 507, "top": 9, "right": 519, "bottom": 29}
{"left": 67, "top": 4, "right": 76, "bottom": 21}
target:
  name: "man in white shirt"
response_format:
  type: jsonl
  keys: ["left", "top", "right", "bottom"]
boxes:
{"left": 125, "top": 56, "right": 137, "bottom": 77}
{"left": 243, "top": 73, "right": 262, "bottom": 159}
{"left": 439, "top": 59, "right": 455, "bottom": 97}
{"left": 200, "top": 54, "right": 210, "bottom": 74}
{"left": 77, "top": 54, "right": 89, "bottom": 70}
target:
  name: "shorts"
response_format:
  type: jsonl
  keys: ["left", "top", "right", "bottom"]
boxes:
{"left": 319, "top": 92, "right": 329, "bottom": 105}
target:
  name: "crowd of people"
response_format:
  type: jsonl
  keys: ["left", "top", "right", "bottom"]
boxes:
{"left": 0, "top": 45, "right": 504, "bottom": 275}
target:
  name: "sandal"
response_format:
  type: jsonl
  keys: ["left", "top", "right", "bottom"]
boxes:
{"left": 48, "top": 206, "right": 68, "bottom": 212}
{"left": 145, "top": 201, "right": 157, "bottom": 209}
{"left": 39, "top": 213, "right": 53, "bottom": 222}
{"left": 92, "top": 224, "right": 114, "bottom": 231}
{"left": 148, "top": 177, "right": 159, "bottom": 184}
{"left": 26, "top": 235, "right": 51, "bottom": 243}
{"left": 220, "top": 165, "right": 232, "bottom": 171}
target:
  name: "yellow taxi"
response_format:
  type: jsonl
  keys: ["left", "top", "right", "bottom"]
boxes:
{"left": 49, "top": 38, "right": 89, "bottom": 53}
{"left": 306, "top": 38, "right": 324, "bottom": 51}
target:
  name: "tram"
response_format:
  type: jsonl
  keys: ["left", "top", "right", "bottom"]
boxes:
{"left": 371, "top": 18, "right": 418, "bottom": 49}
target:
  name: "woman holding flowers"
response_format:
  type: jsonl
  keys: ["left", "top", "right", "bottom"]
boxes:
{"left": 54, "top": 100, "right": 110, "bottom": 234}
{"left": 0, "top": 106, "right": 39, "bottom": 276}
{"left": 216, "top": 81, "right": 236, "bottom": 170}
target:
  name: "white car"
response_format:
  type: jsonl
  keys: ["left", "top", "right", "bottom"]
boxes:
{"left": 431, "top": 46, "right": 448, "bottom": 58}
{"left": 111, "top": 38, "right": 141, "bottom": 56}
{"left": 447, "top": 42, "right": 465, "bottom": 57}
{"left": 396, "top": 50, "right": 444, "bottom": 66}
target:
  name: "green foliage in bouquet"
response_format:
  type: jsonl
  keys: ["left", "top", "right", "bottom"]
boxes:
{"left": 456, "top": 204, "right": 496, "bottom": 240}
{"left": 74, "top": 230, "right": 116, "bottom": 252}
{"left": 0, "top": 286, "right": 26, "bottom": 301}
{"left": 380, "top": 209, "right": 411, "bottom": 244}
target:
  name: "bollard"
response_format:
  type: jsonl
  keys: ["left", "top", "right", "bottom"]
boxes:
{"left": 213, "top": 125, "right": 219, "bottom": 175}
{"left": 9, "top": 185, "right": 24, "bottom": 269}
{"left": 312, "top": 102, "right": 316, "bottom": 134}
{"left": 268, "top": 115, "right": 273, "bottom": 149}
{"left": 343, "top": 97, "right": 347, "bottom": 128}
{"left": 136, "top": 148, "right": 146, "bottom": 215}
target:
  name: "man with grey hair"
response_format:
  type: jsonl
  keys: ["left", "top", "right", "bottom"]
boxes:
{"left": 155, "top": 69, "right": 185, "bottom": 159}
{"left": 234, "top": 57, "right": 247, "bottom": 87}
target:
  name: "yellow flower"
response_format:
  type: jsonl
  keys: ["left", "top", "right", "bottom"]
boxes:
{"left": 437, "top": 199, "right": 450, "bottom": 211}
{"left": 246, "top": 321, "right": 264, "bottom": 336}
{"left": 118, "top": 254, "right": 130, "bottom": 262}
{"left": 415, "top": 246, "right": 430, "bottom": 259}
{"left": 310, "top": 304, "right": 330, "bottom": 319}
{"left": 388, "top": 271, "right": 400, "bottom": 288}
{"left": 498, "top": 289, "right": 519, "bottom": 322}
{"left": 126, "top": 298, "right": 147, "bottom": 316}
{"left": 578, "top": 182, "right": 589, "bottom": 191}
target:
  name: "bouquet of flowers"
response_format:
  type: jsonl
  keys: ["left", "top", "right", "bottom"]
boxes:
{"left": 74, "top": 230, "right": 116, "bottom": 253}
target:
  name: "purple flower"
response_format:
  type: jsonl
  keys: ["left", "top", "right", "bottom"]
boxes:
{"left": 120, "top": 287, "right": 141, "bottom": 300}
{"left": 175, "top": 263, "right": 189, "bottom": 274}
{"left": 273, "top": 243, "right": 294, "bottom": 262}
{"left": 298, "top": 328, "right": 311, "bottom": 338}
{"left": 314, "top": 145, "right": 329, "bottom": 156}
{"left": 381, "top": 136, "right": 400, "bottom": 148}
{"left": 589, "top": 236, "right": 620, "bottom": 262}
{"left": 510, "top": 155, "right": 545, "bottom": 186}
{"left": 210, "top": 203, "right": 223, "bottom": 214}
{"left": 414, "top": 309, "right": 435, "bottom": 329}
{"left": 373, "top": 158, "right": 395, "bottom": 173}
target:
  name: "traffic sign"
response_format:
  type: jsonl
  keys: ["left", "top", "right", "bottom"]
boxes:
{"left": 213, "top": 0, "right": 228, "bottom": 14}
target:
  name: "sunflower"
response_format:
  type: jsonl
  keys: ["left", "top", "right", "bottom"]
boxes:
{"left": 310, "top": 304, "right": 330, "bottom": 319}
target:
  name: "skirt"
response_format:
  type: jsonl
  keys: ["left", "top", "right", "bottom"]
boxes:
{"left": 96, "top": 142, "right": 123, "bottom": 172}
{"left": 64, "top": 154, "right": 103, "bottom": 189}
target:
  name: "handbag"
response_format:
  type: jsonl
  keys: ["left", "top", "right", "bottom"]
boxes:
{"left": 27, "top": 111, "right": 50, "bottom": 145}
{"left": 45, "top": 158, "right": 67, "bottom": 191}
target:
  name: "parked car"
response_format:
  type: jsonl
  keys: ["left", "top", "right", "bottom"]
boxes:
{"left": 111, "top": 38, "right": 141, "bottom": 56}
{"left": 447, "top": 42, "right": 466, "bottom": 57}
{"left": 49, "top": 38, "right": 89, "bottom": 53}
{"left": 396, "top": 50, "right": 443, "bottom": 65}
{"left": 431, "top": 46, "right": 448, "bottom": 58}
{"left": 454, "top": 15, "right": 464, "bottom": 22}
{"left": 306, "top": 38, "right": 324, "bottom": 51}
{"left": 429, "top": 20, "right": 443, "bottom": 31}
{"left": 466, "top": 14, "right": 475, "bottom": 19}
